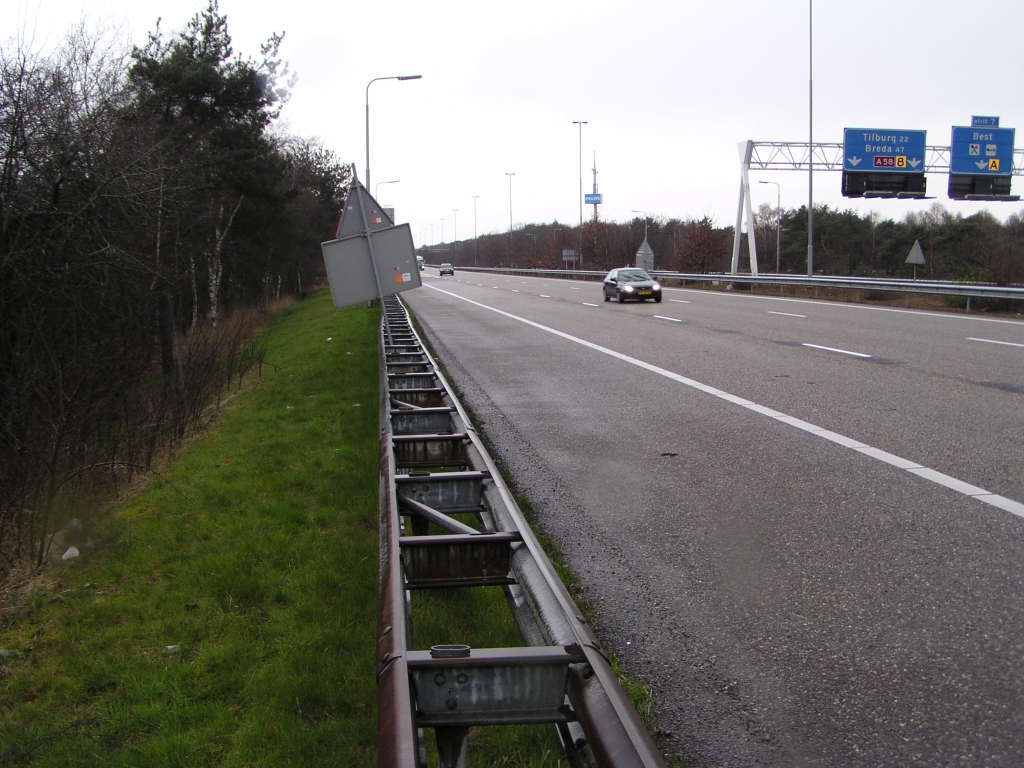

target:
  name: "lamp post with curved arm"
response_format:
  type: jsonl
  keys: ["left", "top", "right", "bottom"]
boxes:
{"left": 365, "top": 75, "right": 421, "bottom": 190}
{"left": 375, "top": 179, "right": 400, "bottom": 201}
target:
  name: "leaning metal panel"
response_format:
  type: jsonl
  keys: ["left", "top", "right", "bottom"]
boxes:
{"left": 378, "top": 295, "right": 667, "bottom": 768}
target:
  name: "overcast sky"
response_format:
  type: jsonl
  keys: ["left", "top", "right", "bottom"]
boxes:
{"left": 7, "top": 0, "right": 1024, "bottom": 247}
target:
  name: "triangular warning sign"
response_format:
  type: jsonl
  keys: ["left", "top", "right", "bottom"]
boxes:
{"left": 335, "top": 176, "right": 395, "bottom": 240}
{"left": 905, "top": 240, "right": 926, "bottom": 265}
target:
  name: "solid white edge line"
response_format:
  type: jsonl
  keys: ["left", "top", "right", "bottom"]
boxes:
{"left": 803, "top": 343, "right": 872, "bottom": 358}
{"left": 423, "top": 284, "right": 1022, "bottom": 521}
{"left": 967, "top": 337, "right": 1024, "bottom": 349}
{"left": 975, "top": 495, "right": 1024, "bottom": 519}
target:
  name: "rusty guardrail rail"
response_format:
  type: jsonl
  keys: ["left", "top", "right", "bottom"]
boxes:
{"left": 377, "top": 295, "right": 667, "bottom": 768}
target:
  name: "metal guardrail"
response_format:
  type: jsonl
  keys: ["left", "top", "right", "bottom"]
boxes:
{"left": 378, "top": 295, "right": 667, "bottom": 768}
{"left": 432, "top": 266, "right": 1024, "bottom": 309}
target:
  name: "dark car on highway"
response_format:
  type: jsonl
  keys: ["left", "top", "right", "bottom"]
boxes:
{"left": 439, "top": 263, "right": 455, "bottom": 276}
{"left": 602, "top": 267, "right": 662, "bottom": 303}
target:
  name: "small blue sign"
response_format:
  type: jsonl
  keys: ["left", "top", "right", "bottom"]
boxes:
{"left": 843, "top": 128, "right": 927, "bottom": 173}
{"left": 971, "top": 116, "right": 1000, "bottom": 128}
{"left": 584, "top": 193, "right": 602, "bottom": 205}
{"left": 950, "top": 125, "right": 1014, "bottom": 175}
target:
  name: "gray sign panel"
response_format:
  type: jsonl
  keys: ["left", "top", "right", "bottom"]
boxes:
{"left": 321, "top": 223, "right": 421, "bottom": 309}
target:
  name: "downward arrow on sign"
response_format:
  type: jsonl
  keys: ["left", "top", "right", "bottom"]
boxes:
{"left": 976, "top": 161, "right": 989, "bottom": 170}
{"left": 848, "top": 157, "right": 861, "bottom": 167}
{"left": 908, "top": 158, "right": 921, "bottom": 168}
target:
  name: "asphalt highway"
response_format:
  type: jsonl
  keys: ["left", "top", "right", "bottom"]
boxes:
{"left": 401, "top": 270, "right": 1024, "bottom": 767}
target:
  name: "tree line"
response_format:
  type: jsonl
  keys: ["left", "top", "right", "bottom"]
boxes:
{"left": 421, "top": 203, "right": 1024, "bottom": 285}
{"left": 0, "top": 3, "right": 349, "bottom": 571}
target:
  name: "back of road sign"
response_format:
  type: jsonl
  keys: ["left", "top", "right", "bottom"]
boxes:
{"left": 321, "top": 180, "right": 421, "bottom": 309}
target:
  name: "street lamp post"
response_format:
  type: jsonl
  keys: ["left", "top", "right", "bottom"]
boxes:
{"left": 573, "top": 121, "right": 587, "bottom": 269}
{"left": 452, "top": 209, "right": 458, "bottom": 261}
{"left": 759, "top": 180, "right": 781, "bottom": 273}
{"left": 365, "top": 75, "right": 421, "bottom": 190}
{"left": 375, "top": 179, "right": 400, "bottom": 201}
{"left": 471, "top": 195, "right": 479, "bottom": 265}
{"left": 505, "top": 173, "right": 515, "bottom": 255}
{"left": 630, "top": 209, "right": 649, "bottom": 241}
{"left": 807, "top": 1, "right": 814, "bottom": 276}
{"left": 440, "top": 218, "right": 445, "bottom": 247}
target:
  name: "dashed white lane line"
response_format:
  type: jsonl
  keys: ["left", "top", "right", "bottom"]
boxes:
{"left": 512, "top": 290, "right": 520, "bottom": 293}
{"left": 669, "top": 299, "right": 691, "bottom": 304}
{"left": 769, "top": 310, "right": 807, "bottom": 318}
{"left": 803, "top": 343, "right": 872, "bottom": 359}
{"left": 582, "top": 302, "right": 599, "bottom": 307}
{"left": 424, "top": 284, "right": 1024, "bottom": 521}
{"left": 540, "top": 295, "right": 551, "bottom": 298}
{"left": 967, "top": 337, "right": 1024, "bottom": 349}
{"left": 654, "top": 315, "right": 683, "bottom": 323}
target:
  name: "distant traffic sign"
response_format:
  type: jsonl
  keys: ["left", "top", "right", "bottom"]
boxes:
{"left": 584, "top": 193, "right": 602, "bottom": 204}
{"left": 951, "top": 125, "right": 1014, "bottom": 176}
{"left": 972, "top": 116, "right": 1000, "bottom": 128}
{"left": 843, "top": 128, "right": 926, "bottom": 173}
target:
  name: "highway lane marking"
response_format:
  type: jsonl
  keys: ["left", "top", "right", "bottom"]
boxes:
{"left": 654, "top": 315, "right": 683, "bottom": 323}
{"left": 582, "top": 302, "right": 599, "bottom": 307}
{"left": 540, "top": 295, "right": 551, "bottom": 298}
{"left": 967, "top": 337, "right": 1024, "bottom": 349}
{"left": 665, "top": 287, "right": 1024, "bottom": 326}
{"left": 769, "top": 311, "right": 807, "bottom": 318}
{"left": 803, "top": 343, "right": 872, "bottom": 358}
{"left": 512, "top": 290, "right": 520, "bottom": 293}
{"left": 669, "top": 299, "right": 691, "bottom": 304}
{"left": 424, "top": 284, "right": 1024, "bottom": 521}
{"left": 570, "top": 287, "right": 581, "bottom": 290}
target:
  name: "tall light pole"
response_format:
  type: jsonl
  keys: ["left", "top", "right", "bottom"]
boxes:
{"left": 572, "top": 121, "right": 587, "bottom": 229}
{"left": 630, "top": 209, "right": 649, "bottom": 242}
{"left": 375, "top": 179, "right": 400, "bottom": 201}
{"left": 759, "top": 180, "right": 781, "bottom": 273}
{"left": 452, "top": 209, "right": 458, "bottom": 261}
{"left": 440, "top": 218, "right": 445, "bottom": 246}
{"left": 807, "top": 1, "right": 814, "bottom": 276}
{"left": 471, "top": 195, "right": 479, "bottom": 265}
{"left": 505, "top": 172, "right": 515, "bottom": 254}
{"left": 365, "top": 74, "right": 421, "bottom": 190}
{"left": 573, "top": 121, "right": 587, "bottom": 270}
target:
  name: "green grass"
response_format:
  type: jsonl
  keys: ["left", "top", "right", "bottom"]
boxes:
{"left": 0, "top": 290, "right": 579, "bottom": 767}
{"left": 0, "top": 291, "right": 381, "bottom": 766}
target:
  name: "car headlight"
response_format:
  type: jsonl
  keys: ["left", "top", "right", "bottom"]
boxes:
{"left": 622, "top": 285, "right": 634, "bottom": 293}
{"left": 652, "top": 283, "right": 661, "bottom": 290}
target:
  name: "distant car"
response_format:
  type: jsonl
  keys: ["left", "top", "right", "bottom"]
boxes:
{"left": 603, "top": 267, "right": 661, "bottom": 303}
{"left": 439, "top": 263, "right": 455, "bottom": 276}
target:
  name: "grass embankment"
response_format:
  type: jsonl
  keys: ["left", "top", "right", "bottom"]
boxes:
{"left": 0, "top": 292, "right": 382, "bottom": 764}
{"left": 0, "top": 289, "right": 652, "bottom": 766}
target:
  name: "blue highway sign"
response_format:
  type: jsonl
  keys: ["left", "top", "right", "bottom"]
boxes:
{"left": 844, "top": 128, "right": 927, "bottom": 173}
{"left": 951, "top": 125, "right": 1014, "bottom": 175}
{"left": 585, "top": 193, "right": 602, "bottom": 204}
